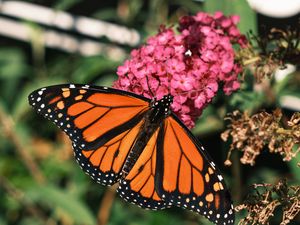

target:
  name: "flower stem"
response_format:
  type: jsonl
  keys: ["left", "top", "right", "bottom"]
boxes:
{"left": 231, "top": 151, "right": 242, "bottom": 203}
{"left": 243, "top": 56, "right": 261, "bottom": 66}
{"left": 97, "top": 185, "right": 117, "bottom": 225}
{"left": 0, "top": 106, "right": 45, "bottom": 184}
{"left": 276, "top": 128, "right": 292, "bottom": 135}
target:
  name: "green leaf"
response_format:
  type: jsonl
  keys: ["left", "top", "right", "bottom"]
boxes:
{"left": 193, "top": 105, "right": 224, "bottom": 136}
{"left": 94, "top": 73, "right": 117, "bottom": 87}
{"left": 248, "top": 168, "right": 279, "bottom": 185}
{"left": 71, "top": 56, "right": 121, "bottom": 83}
{"left": 172, "top": 0, "right": 203, "bottom": 14}
{"left": 287, "top": 153, "right": 300, "bottom": 182}
{"left": 53, "top": 0, "right": 83, "bottom": 11}
{"left": 20, "top": 217, "right": 44, "bottom": 225}
{"left": 229, "top": 90, "right": 265, "bottom": 113}
{"left": 93, "top": 8, "right": 118, "bottom": 21}
{"left": 203, "top": 0, "right": 257, "bottom": 34}
{"left": 26, "top": 184, "right": 96, "bottom": 225}
{"left": 0, "top": 48, "right": 30, "bottom": 79}
{"left": 273, "top": 71, "right": 297, "bottom": 96}
{"left": 0, "top": 217, "right": 6, "bottom": 225}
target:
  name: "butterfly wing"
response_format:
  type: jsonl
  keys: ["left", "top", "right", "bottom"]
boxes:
{"left": 28, "top": 84, "right": 150, "bottom": 184}
{"left": 117, "top": 127, "right": 169, "bottom": 210}
{"left": 114, "top": 113, "right": 234, "bottom": 220}
{"left": 29, "top": 84, "right": 234, "bottom": 223}
{"left": 155, "top": 115, "right": 234, "bottom": 225}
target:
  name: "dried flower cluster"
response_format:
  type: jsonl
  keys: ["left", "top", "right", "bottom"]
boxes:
{"left": 221, "top": 109, "right": 300, "bottom": 166}
{"left": 236, "top": 179, "right": 300, "bottom": 225}
{"left": 237, "top": 23, "right": 300, "bottom": 83}
{"left": 113, "top": 12, "right": 246, "bottom": 128}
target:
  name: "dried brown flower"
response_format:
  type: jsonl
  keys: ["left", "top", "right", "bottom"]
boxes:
{"left": 222, "top": 109, "right": 300, "bottom": 166}
{"left": 236, "top": 179, "right": 300, "bottom": 225}
{"left": 236, "top": 24, "right": 300, "bottom": 83}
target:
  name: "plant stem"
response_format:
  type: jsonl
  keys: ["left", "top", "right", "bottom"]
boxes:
{"left": 232, "top": 150, "right": 242, "bottom": 203}
{"left": 0, "top": 175, "right": 46, "bottom": 220}
{"left": 276, "top": 128, "right": 292, "bottom": 135}
{"left": 97, "top": 185, "right": 117, "bottom": 225}
{"left": 243, "top": 56, "right": 261, "bottom": 66}
{"left": 0, "top": 106, "right": 45, "bottom": 184}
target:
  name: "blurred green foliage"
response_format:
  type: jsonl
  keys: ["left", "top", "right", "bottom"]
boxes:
{"left": 0, "top": 1, "right": 299, "bottom": 225}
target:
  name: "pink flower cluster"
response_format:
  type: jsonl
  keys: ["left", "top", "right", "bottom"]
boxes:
{"left": 113, "top": 12, "right": 247, "bottom": 128}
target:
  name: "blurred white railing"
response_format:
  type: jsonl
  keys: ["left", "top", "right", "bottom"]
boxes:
{"left": 0, "top": 1, "right": 140, "bottom": 57}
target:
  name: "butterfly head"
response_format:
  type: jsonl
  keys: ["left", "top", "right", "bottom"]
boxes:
{"left": 150, "top": 94, "right": 173, "bottom": 118}
{"left": 160, "top": 94, "right": 173, "bottom": 104}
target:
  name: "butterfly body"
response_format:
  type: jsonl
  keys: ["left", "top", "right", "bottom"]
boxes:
{"left": 28, "top": 84, "right": 234, "bottom": 225}
{"left": 123, "top": 94, "right": 173, "bottom": 176}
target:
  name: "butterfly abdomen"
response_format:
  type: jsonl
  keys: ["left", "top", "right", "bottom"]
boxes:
{"left": 122, "top": 95, "right": 173, "bottom": 176}
{"left": 122, "top": 111, "right": 160, "bottom": 176}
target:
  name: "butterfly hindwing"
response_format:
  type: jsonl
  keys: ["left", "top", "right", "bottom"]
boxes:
{"left": 117, "top": 127, "right": 169, "bottom": 210}
{"left": 155, "top": 116, "right": 234, "bottom": 225}
{"left": 29, "top": 84, "right": 150, "bottom": 185}
{"left": 72, "top": 118, "right": 145, "bottom": 185}
{"left": 113, "top": 114, "right": 234, "bottom": 224}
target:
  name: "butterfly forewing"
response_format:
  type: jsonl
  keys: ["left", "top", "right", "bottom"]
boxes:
{"left": 28, "top": 84, "right": 149, "bottom": 147}
{"left": 28, "top": 84, "right": 150, "bottom": 184}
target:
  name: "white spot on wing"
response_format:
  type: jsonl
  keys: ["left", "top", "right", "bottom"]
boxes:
{"left": 210, "top": 162, "right": 216, "bottom": 169}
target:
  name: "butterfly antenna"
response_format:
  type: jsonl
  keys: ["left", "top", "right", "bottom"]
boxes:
{"left": 145, "top": 75, "right": 155, "bottom": 98}
{"left": 167, "top": 74, "right": 171, "bottom": 95}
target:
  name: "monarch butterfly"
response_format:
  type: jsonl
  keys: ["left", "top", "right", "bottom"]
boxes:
{"left": 28, "top": 84, "right": 234, "bottom": 225}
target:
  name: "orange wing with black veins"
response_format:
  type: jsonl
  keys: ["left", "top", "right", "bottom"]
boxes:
{"left": 155, "top": 116, "right": 235, "bottom": 225}
{"left": 29, "top": 84, "right": 150, "bottom": 185}
{"left": 117, "top": 127, "right": 169, "bottom": 210}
